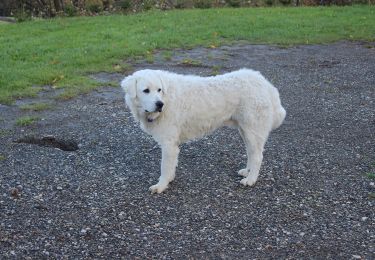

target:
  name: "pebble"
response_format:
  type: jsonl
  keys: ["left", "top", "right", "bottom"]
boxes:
{"left": 9, "top": 188, "right": 20, "bottom": 198}
{"left": 80, "top": 228, "right": 90, "bottom": 235}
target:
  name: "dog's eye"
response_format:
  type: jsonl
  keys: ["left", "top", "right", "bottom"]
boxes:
{"left": 143, "top": 89, "right": 150, "bottom": 94}
{"left": 158, "top": 88, "right": 161, "bottom": 92}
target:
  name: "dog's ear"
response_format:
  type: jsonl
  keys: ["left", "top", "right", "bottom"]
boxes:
{"left": 121, "top": 76, "right": 137, "bottom": 99}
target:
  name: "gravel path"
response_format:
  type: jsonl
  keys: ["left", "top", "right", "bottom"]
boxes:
{"left": 0, "top": 41, "right": 374, "bottom": 259}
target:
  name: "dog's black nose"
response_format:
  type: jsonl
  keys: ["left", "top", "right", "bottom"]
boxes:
{"left": 155, "top": 101, "right": 164, "bottom": 111}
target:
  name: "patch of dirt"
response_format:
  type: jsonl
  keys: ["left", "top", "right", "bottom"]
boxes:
{"left": 14, "top": 135, "right": 79, "bottom": 151}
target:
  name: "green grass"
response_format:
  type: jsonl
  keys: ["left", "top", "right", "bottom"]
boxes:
{"left": 0, "top": 6, "right": 374, "bottom": 104}
{"left": 179, "top": 58, "right": 203, "bottom": 67}
{"left": 161, "top": 50, "right": 173, "bottom": 61}
{"left": 20, "top": 102, "right": 52, "bottom": 111}
{"left": 367, "top": 172, "right": 375, "bottom": 179}
{"left": 211, "top": 65, "right": 222, "bottom": 76}
{"left": 15, "top": 116, "right": 40, "bottom": 126}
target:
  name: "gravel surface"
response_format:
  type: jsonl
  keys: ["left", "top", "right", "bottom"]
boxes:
{"left": 0, "top": 41, "right": 374, "bottom": 259}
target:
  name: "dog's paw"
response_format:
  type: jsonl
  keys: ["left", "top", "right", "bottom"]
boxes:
{"left": 238, "top": 169, "right": 249, "bottom": 177}
{"left": 149, "top": 183, "right": 168, "bottom": 194}
{"left": 240, "top": 174, "right": 258, "bottom": 187}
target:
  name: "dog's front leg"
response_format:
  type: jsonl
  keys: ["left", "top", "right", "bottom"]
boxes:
{"left": 149, "top": 143, "right": 179, "bottom": 194}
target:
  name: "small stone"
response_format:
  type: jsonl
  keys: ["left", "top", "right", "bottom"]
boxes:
{"left": 80, "top": 228, "right": 90, "bottom": 235}
{"left": 56, "top": 186, "right": 63, "bottom": 191}
{"left": 118, "top": 211, "right": 126, "bottom": 219}
{"left": 361, "top": 217, "right": 368, "bottom": 221}
{"left": 10, "top": 188, "right": 20, "bottom": 198}
{"left": 352, "top": 255, "right": 361, "bottom": 259}
{"left": 265, "top": 245, "right": 273, "bottom": 250}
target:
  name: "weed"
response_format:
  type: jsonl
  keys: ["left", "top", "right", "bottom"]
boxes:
{"left": 211, "top": 65, "right": 221, "bottom": 75}
{"left": 64, "top": 4, "right": 77, "bottom": 17}
{"left": 162, "top": 50, "right": 173, "bottom": 61}
{"left": 55, "top": 90, "right": 80, "bottom": 101}
{"left": 206, "top": 53, "right": 214, "bottom": 60}
{"left": 20, "top": 102, "right": 52, "bottom": 111}
{"left": 106, "top": 81, "right": 121, "bottom": 87}
{"left": 16, "top": 116, "right": 40, "bottom": 126}
{"left": 180, "top": 58, "right": 203, "bottom": 67}
{"left": 366, "top": 172, "right": 375, "bottom": 179}
{"left": 0, "top": 154, "right": 5, "bottom": 161}
{"left": 145, "top": 52, "right": 155, "bottom": 64}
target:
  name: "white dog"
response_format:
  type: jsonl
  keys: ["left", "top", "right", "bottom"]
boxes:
{"left": 121, "top": 69, "right": 286, "bottom": 193}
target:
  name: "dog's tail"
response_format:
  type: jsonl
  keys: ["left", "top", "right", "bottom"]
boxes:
{"left": 271, "top": 88, "right": 286, "bottom": 130}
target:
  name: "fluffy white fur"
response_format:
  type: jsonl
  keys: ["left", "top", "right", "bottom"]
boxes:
{"left": 121, "top": 69, "right": 286, "bottom": 193}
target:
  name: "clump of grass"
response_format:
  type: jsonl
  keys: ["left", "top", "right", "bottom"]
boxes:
{"left": 112, "top": 62, "right": 133, "bottom": 73}
{"left": 180, "top": 58, "right": 203, "bottom": 67}
{"left": 54, "top": 77, "right": 101, "bottom": 100}
{"left": 20, "top": 102, "right": 52, "bottom": 111}
{"left": 106, "top": 81, "right": 121, "bottom": 87}
{"left": 0, "top": 154, "right": 5, "bottom": 161}
{"left": 55, "top": 89, "right": 84, "bottom": 101}
{"left": 162, "top": 50, "right": 173, "bottom": 61}
{"left": 366, "top": 172, "right": 375, "bottom": 180}
{"left": 210, "top": 65, "right": 221, "bottom": 76}
{"left": 16, "top": 116, "right": 40, "bottom": 126}
{"left": 145, "top": 52, "right": 155, "bottom": 64}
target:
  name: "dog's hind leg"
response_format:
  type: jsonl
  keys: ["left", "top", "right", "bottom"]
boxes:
{"left": 149, "top": 143, "right": 179, "bottom": 194}
{"left": 237, "top": 128, "right": 267, "bottom": 187}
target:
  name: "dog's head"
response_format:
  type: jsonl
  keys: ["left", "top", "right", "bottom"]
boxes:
{"left": 121, "top": 70, "right": 166, "bottom": 122}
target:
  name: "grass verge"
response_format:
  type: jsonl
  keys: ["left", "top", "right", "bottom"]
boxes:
{"left": 0, "top": 6, "right": 374, "bottom": 104}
